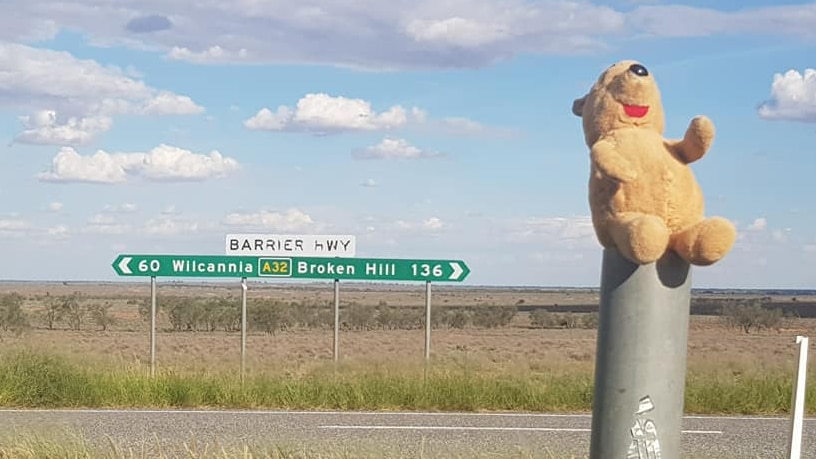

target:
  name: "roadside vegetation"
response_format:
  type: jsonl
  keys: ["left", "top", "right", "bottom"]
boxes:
{"left": 0, "top": 288, "right": 811, "bottom": 417}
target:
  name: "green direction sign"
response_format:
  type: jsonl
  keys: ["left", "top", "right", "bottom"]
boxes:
{"left": 112, "top": 254, "right": 470, "bottom": 282}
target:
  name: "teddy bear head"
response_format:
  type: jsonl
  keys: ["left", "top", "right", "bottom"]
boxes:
{"left": 572, "top": 60, "right": 665, "bottom": 147}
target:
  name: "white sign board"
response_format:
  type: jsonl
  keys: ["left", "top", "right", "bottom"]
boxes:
{"left": 225, "top": 234, "right": 356, "bottom": 257}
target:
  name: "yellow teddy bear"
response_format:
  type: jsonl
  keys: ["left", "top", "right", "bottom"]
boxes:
{"left": 572, "top": 60, "right": 736, "bottom": 266}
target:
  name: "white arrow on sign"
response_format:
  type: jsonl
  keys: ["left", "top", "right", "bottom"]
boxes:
{"left": 118, "top": 256, "right": 133, "bottom": 274}
{"left": 449, "top": 262, "right": 464, "bottom": 280}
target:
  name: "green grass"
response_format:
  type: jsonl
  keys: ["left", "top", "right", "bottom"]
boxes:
{"left": 0, "top": 350, "right": 812, "bottom": 415}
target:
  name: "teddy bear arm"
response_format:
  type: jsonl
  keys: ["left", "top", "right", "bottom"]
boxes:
{"left": 666, "top": 116, "right": 715, "bottom": 164}
{"left": 590, "top": 139, "right": 637, "bottom": 183}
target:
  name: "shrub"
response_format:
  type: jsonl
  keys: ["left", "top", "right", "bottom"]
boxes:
{"left": 471, "top": 305, "right": 517, "bottom": 328}
{"left": 720, "top": 300, "right": 785, "bottom": 334}
{"left": 0, "top": 292, "right": 29, "bottom": 336}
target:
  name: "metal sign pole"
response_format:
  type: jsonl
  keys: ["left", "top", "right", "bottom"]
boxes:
{"left": 589, "top": 248, "right": 692, "bottom": 459}
{"left": 241, "top": 277, "right": 248, "bottom": 383}
{"left": 424, "top": 281, "right": 432, "bottom": 361}
{"left": 333, "top": 279, "right": 340, "bottom": 362}
{"left": 150, "top": 276, "right": 157, "bottom": 378}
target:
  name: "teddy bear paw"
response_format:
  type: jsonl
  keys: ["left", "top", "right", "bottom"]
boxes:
{"left": 612, "top": 214, "right": 670, "bottom": 264}
{"left": 673, "top": 217, "right": 736, "bottom": 266}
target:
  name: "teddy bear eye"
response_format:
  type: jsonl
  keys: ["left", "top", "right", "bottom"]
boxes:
{"left": 629, "top": 63, "right": 649, "bottom": 77}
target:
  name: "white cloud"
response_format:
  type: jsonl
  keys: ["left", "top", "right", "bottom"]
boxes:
{"left": 167, "top": 45, "right": 249, "bottom": 63}
{"left": 435, "top": 117, "right": 519, "bottom": 137}
{"left": 1, "top": 42, "right": 204, "bottom": 145}
{"left": 758, "top": 69, "right": 816, "bottom": 123}
{"left": 423, "top": 217, "right": 445, "bottom": 231}
{"left": 625, "top": 4, "right": 816, "bottom": 39}
{"left": 747, "top": 217, "right": 767, "bottom": 231}
{"left": 38, "top": 144, "right": 240, "bottom": 184}
{"left": 2, "top": 2, "right": 816, "bottom": 71}
{"left": 244, "top": 93, "right": 418, "bottom": 133}
{"left": 161, "top": 205, "right": 180, "bottom": 215}
{"left": 507, "top": 216, "right": 598, "bottom": 247}
{"left": 47, "top": 225, "right": 69, "bottom": 239}
{"left": 387, "top": 216, "right": 447, "bottom": 233}
{"left": 222, "top": 208, "right": 316, "bottom": 232}
{"left": 48, "top": 201, "right": 63, "bottom": 212}
{"left": 353, "top": 137, "right": 441, "bottom": 160}
{"left": 15, "top": 111, "right": 113, "bottom": 146}
{"left": 103, "top": 203, "right": 138, "bottom": 213}
{"left": 143, "top": 217, "right": 200, "bottom": 236}
{"left": 139, "top": 92, "right": 206, "bottom": 116}
{"left": 0, "top": 218, "right": 31, "bottom": 237}
{"left": 361, "top": 178, "right": 378, "bottom": 187}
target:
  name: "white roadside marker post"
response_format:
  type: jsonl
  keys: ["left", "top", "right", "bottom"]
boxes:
{"left": 788, "top": 335, "right": 809, "bottom": 459}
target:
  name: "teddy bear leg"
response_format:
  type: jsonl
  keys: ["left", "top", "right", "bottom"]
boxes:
{"left": 607, "top": 212, "right": 671, "bottom": 264}
{"left": 671, "top": 217, "right": 737, "bottom": 266}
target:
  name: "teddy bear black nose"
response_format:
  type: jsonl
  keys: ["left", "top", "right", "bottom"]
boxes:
{"left": 629, "top": 63, "right": 649, "bottom": 77}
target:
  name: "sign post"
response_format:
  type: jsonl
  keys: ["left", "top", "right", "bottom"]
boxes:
{"left": 150, "top": 276, "right": 157, "bottom": 378}
{"left": 589, "top": 248, "right": 692, "bottom": 459}
{"left": 240, "top": 277, "right": 248, "bottom": 383}
{"left": 333, "top": 280, "right": 340, "bottom": 362}
{"left": 424, "top": 281, "right": 432, "bottom": 361}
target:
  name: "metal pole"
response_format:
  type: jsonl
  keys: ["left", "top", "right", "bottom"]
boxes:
{"left": 333, "top": 279, "right": 340, "bottom": 362}
{"left": 788, "top": 335, "right": 809, "bottom": 459}
{"left": 589, "top": 247, "right": 692, "bottom": 459}
{"left": 241, "top": 277, "right": 248, "bottom": 383}
{"left": 424, "top": 281, "right": 432, "bottom": 361}
{"left": 150, "top": 276, "right": 157, "bottom": 378}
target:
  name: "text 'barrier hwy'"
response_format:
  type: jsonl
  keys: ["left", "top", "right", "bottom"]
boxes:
{"left": 112, "top": 254, "right": 470, "bottom": 282}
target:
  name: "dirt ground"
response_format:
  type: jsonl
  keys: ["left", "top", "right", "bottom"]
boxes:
{"left": 1, "top": 281, "right": 813, "bottom": 378}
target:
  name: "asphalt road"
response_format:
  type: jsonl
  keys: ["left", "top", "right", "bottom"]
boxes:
{"left": 0, "top": 409, "right": 812, "bottom": 458}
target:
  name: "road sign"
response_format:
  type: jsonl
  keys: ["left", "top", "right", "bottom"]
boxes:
{"left": 112, "top": 254, "right": 470, "bottom": 282}
{"left": 225, "top": 234, "right": 356, "bottom": 257}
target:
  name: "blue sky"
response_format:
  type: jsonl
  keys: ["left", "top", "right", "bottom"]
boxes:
{"left": 0, "top": 0, "right": 815, "bottom": 288}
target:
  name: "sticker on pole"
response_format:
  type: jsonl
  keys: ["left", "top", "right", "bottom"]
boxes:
{"left": 627, "top": 395, "right": 661, "bottom": 459}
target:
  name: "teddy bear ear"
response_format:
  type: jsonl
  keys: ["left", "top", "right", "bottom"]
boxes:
{"left": 572, "top": 96, "right": 586, "bottom": 117}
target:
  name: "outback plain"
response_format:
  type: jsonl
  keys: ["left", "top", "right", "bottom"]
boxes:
{"left": 0, "top": 280, "right": 814, "bottom": 458}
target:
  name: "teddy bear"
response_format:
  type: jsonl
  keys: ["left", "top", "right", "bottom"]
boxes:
{"left": 571, "top": 60, "right": 736, "bottom": 266}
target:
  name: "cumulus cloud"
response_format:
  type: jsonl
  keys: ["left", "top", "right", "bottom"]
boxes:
{"left": 757, "top": 69, "right": 816, "bottom": 123}
{"left": 244, "top": 93, "right": 418, "bottom": 133}
{"left": 353, "top": 137, "right": 441, "bottom": 160}
{"left": 1, "top": 43, "right": 204, "bottom": 145}
{"left": 38, "top": 144, "right": 240, "bottom": 184}
{"left": 361, "top": 178, "right": 378, "bottom": 187}
{"left": 222, "top": 208, "right": 316, "bottom": 232}
{"left": 14, "top": 111, "right": 113, "bottom": 146}
{"left": 48, "top": 202, "right": 64, "bottom": 212}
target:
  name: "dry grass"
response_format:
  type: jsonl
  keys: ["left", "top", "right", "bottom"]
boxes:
{"left": 0, "top": 280, "right": 813, "bottom": 378}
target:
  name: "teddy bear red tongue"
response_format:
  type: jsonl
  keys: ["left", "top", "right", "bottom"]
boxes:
{"left": 623, "top": 104, "right": 649, "bottom": 118}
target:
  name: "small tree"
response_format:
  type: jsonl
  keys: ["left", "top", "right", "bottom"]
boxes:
{"left": 89, "top": 301, "right": 116, "bottom": 331}
{"left": 41, "top": 293, "right": 64, "bottom": 330}
{"left": 0, "top": 292, "right": 29, "bottom": 337}
{"left": 720, "top": 300, "right": 783, "bottom": 334}
{"left": 62, "top": 292, "right": 85, "bottom": 331}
